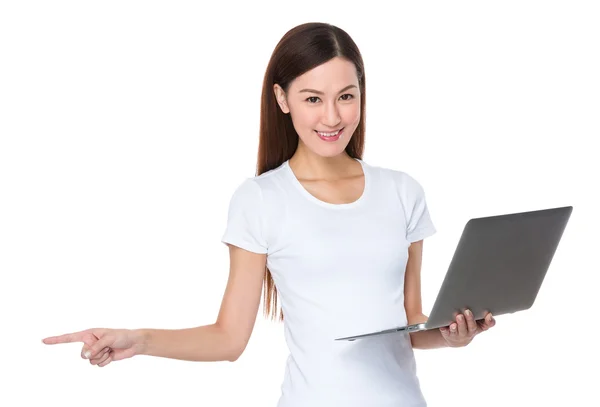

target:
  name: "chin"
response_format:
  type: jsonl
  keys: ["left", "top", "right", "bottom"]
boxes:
{"left": 315, "top": 147, "right": 349, "bottom": 158}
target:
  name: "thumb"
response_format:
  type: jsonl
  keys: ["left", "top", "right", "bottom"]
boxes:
{"left": 81, "top": 339, "right": 95, "bottom": 360}
{"left": 83, "top": 335, "right": 114, "bottom": 359}
{"left": 80, "top": 330, "right": 103, "bottom": 359}
{"left": 80, "top": 337, "right": 106, "bottom": 360}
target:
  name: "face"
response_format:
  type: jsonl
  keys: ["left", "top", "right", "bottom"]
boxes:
{"left": 274, "top": 57, "right": 361, "bottom": 158}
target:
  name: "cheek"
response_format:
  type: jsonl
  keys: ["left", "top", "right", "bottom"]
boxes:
{"left": 289, "top": 106, "right": 316, "bottom": 128}
{"left": 343, "top": 105, "right": 361, "bottom": 126}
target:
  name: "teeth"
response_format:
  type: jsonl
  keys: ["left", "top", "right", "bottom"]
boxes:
{"left": 317, "top": 129, "right": 341, "bottom": 137}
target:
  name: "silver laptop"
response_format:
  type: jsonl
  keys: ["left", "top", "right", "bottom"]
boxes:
{"left": 335, "top": 206, "right": 573, "bottom": 341}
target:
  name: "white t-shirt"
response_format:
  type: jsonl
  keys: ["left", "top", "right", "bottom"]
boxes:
{"left": 221, "top": 158, "right": 437, "bottom": 407}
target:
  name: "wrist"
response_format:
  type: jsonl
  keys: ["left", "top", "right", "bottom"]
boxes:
{"left": 131, "top": 328, "right": 150, "bottom": 356}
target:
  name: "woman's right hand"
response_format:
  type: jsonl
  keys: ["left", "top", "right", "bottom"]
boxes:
{"left": 42, "top": 328, "right": 146, "bottom": 367}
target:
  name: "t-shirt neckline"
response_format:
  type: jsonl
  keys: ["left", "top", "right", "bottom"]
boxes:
{"left": 284, "top": 158, "right": 370, "bottom": 209}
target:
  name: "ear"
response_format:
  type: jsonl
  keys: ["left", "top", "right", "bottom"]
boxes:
{"left": 273, "top": 84, "right": 290, "bottom": 114}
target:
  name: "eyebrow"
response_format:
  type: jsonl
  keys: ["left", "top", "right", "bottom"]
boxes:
{"left": 298, "top": 84, "right": 358, "bottom": 95}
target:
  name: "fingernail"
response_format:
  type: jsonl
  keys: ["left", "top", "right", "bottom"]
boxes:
{"left": 465, "top": 309, "right": 471, "bottom": 316}
{"left": 84, "top": 350, "right": 91, "bottom": 359}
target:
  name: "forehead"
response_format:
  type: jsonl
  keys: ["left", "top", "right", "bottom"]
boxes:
{"left": 289, "top": 57, "right": 359, "bottom": 92}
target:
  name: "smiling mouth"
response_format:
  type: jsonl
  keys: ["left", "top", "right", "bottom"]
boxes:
{"left": 315, "top": 127, "right": 344, "bottom": 141}
{"left": 315, "top": 128, "right": 344, "bottom": 137}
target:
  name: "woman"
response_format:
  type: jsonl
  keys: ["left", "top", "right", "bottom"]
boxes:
{"left": 43, "top": 22, "right": 495, "bottom": 406}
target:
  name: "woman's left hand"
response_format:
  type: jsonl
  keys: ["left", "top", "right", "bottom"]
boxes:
{"left": 439, "top": 309, "right": 496, "bottom": 347}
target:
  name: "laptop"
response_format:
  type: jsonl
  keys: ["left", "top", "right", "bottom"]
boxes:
{"left": 335, "top": 206, "right": 573, "bottom": 341}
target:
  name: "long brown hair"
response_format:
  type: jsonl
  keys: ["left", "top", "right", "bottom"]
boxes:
{"left": 257, "top": 22, "right": 367, "bottom": 321}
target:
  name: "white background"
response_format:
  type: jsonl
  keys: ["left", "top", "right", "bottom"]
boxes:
{"left": 1, "top": 1, "right": 599, "bottom": 406}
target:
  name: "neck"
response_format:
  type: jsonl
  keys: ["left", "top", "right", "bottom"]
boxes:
{"left": 289, "top": 142, "right": 359, "bottom": 181}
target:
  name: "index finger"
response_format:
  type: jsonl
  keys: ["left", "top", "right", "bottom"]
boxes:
{"left": 464, "top": 309, "right": 478, "bottom": 333}
{"left": 42, "top": 329, "right": 90, "bottom": 345}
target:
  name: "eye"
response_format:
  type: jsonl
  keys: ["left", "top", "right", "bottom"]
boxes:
{"left": 305, "top": 94, "right": 355, "bottom": 104}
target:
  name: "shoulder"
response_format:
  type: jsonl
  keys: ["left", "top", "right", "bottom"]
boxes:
{"left": 227, "top": 162, "right": 290, "bottom": 206}
{"left": 224, "top": 163, "right": 291, "bottom": 249}
{"left": 362, "top": 160, "right": 425, "bottom": 194}
{"left": 252, "top": 162, "right": 289, "bottom": 190}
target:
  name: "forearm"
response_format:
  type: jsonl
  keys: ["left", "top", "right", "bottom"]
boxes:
{"left": 408, "top": 313, "right": 448, "bottom": 350}
{"left": 409, "top": 328, "right": 448, "bottom": 349}
{"left": 135, "top": 323, "right": 240, "bottom": 362}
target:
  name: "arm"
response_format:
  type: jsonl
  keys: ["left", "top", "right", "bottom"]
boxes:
{"left": 404, "top": 239, "right": 448, "bottom": 350}
{"left": 137, "top": 244, "right": 267, "bottom": 362}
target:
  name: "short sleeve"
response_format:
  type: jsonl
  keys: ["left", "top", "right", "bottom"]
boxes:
{"left": 221, "top": 178, "right": 268, "bottom": 254}
{"left": 404, "top": 175, "right": 437, "bottom": 243}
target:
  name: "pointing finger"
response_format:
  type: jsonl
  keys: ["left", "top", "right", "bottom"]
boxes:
{"left": 42, "top": 330, "right": 90, "bottom": 345}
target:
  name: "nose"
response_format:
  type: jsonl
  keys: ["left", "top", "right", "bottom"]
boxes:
{"left": 322, "top": 101, "right": 342, "bottom": 128}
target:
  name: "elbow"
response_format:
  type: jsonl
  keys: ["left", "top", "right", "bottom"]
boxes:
{"left": 214, "top": 322, "right": 250, "bottom": 362}
{"left": 222, "top": 332, "right": 248, "bottom": 362}
{"left": 226, "top": 342, "right": 246, "bottom": 362}
{"left": 227, "top": 351, "right": 241, "bottom": 362}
